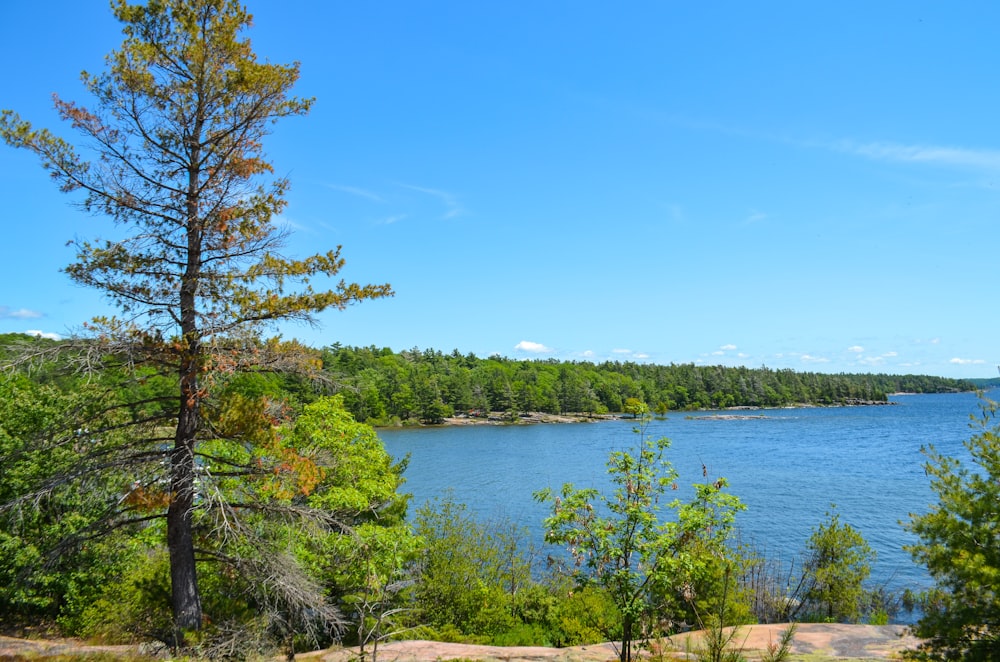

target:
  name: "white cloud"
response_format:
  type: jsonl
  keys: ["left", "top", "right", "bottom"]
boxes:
{"left": 837, "top": 140, "right": 1000, "bottom": 171}
{"left": 327, "top": 183, "right": 385, "bottom": 203}
{"left": 612, "top": 348, "right": 632, "bottom": 355}
{"left": 24, "top": 330, "right": 61, "bottom": 340}
{"left": 0, "top": 306, "right": 42, "bottom": 319}
{"left": 883, "top": 351, "right": 898, "bottom": 358}
{"left": 801, "top": 354, "right": 830, "bottom": 364}
{"left": 515, "top": 340, "right": 553, "bottom": 354}
{"left": 737, "top": 352, "right": 749, "bottom": 359}
{"left": 712, "top": 350, "right": 725, "bottom": 356}
{"left": 634, "top": 352, "right": 650, "bottom": 360}
{"left": 377, "top": 214, "right": 407, "bottom": 225}
{"left": 950, "top": 357, "right": 986, "bottom": 365}
{"left": 720, "top": 344, "right": 737, "bottom": 351}
{"left": 581, "top": 350, "right": 595, "bottom": 358}
{"left": 847, "top": 345, "right": 864, "bottom": 353}
{"left": 743, "top": 211, "right": 767, "bottom": 224}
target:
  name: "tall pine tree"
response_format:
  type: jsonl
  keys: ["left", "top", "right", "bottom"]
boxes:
{"left": 1, "top": 0, "right": 391, "bottom": 635}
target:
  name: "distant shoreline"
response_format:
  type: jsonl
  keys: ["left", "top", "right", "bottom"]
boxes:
{"left": 386, "top": 399, "right": 899, "bottom": 428}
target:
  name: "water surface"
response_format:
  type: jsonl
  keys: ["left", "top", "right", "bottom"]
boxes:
{"left": 380, "top": 391, "right": 987, "bottom": 593}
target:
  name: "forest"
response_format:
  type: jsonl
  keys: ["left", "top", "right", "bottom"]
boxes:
{"left": 319, "top": 344, "right": 975, "bottom": 425}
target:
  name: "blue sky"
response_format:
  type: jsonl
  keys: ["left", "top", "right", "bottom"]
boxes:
{"left": 1, "top": 1, "right": 998, "bottom": 378}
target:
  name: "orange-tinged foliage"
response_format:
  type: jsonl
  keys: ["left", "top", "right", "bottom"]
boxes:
{"left": 123, "top": 484, "right": 172, "bottom": 512}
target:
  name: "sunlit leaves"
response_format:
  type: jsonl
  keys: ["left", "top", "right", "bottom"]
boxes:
{"left": 535, "top": 415, "right": 744, "bottom": 662}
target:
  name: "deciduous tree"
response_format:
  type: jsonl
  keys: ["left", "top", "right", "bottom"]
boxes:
{"left": 535, "top": 415, "right": 744, "bottom": 662}
{"left": 0, "top": 0, "right": 391, "bottom": 638}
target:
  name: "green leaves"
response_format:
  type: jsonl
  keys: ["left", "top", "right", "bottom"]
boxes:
{"left": 535, "top": 415, "right": 745, "bottom": 662}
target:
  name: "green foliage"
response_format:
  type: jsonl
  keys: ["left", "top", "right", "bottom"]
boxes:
{"left": 0, "top": 368, "right": 415, "bottom": 653}
{"left": 322, "top": 345, "right": 974, "bottom": 424}
{"left": 73, "top": 547, "right": 174, "bottom": 643}
{"left": 799, "top": 509, "right": 874, "bottom": 623}
{"left": 410, "top": 494, "right": 501, "bottom": 634}
{"left": 549, "top": 583, "right": 621, "bottom": 646}
{"left": 288, "top": 397, "right": 417, "bottom": 652}
{"left": 0, "top": 376, "right": 139, "bottom": 629}
{"left": 903, "top": 398, "right": 1000, "bottom": 660}
{"left": 623, "top": 397, "right": 648, "bottom": 418}
{"left": 759, "top": 623, "right": 797, "bottom": 662}
{"left": 407, "top": 493, "right": 610, "bottom": 647}
{"left": 535, "top": 415, "right": 745, "bottom": 662}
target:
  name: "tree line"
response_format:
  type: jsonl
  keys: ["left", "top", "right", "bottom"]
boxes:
{"left": 320, "top": 344, "right": 976, "bottom": 424}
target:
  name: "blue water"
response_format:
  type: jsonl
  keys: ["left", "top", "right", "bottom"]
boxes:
{"left": 379, "top": 391, "right": 987, "bottom": 595}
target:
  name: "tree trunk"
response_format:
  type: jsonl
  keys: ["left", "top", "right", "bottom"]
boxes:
{"left": 167, "top": 117, "right": 205, "bottom": 634}
{"left": 167, "top": 395, "right": 202, "bottom": 631}
{"left": 620, "top": 613, "right": 633, "bottom": 662}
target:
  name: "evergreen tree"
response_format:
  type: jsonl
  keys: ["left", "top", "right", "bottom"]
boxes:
{"left": 0, "top": 0, "right": 390, "bottom": 637}
{"left": 904, "top": 398, "right": 1000, "bottom": 660}
{"left": 800, "top": 509, "right": 874, "bottom": 622}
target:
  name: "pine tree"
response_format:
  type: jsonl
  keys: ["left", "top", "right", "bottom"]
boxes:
{"left": 1, "top": 0, "right": 391, "bottom": 636}
{"left": 904, "top": 398, "right": 1000, "bottom": 660}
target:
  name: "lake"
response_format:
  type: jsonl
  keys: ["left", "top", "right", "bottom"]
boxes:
{"left": 379, "top": 390, "right": 988, "bottom": 597}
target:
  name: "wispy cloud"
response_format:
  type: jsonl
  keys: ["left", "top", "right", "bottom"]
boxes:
{"left": 515, "top": 340, "right": 553, "bottom": 354}
{"left": 800, "top": 354, "right": 830, "bottom": 364}
{"left": 0, "top": 306, "right": 42, "bottom": 319}
{"left": 950, "top": 357, "right": 986, "bottom": 365}
{"left": 612, "top": 348, "right": 632, "bottom": 355}
{"left": 376, "top": 214, "right": 408, "bottom": 225}
{"left": 326, "top": 183, "right": 385, "bottom": 203}
{"left": 835, "top": 140, "right": 1000, "bottom": 172}
{"left": 402, "top": 184, "right": 466, "bottom": 219}
{"left": 720, "top": 344, "right": 737, "bottom": 351}
{"left": 743, "top": 210, "right": 767, "bottom": 225}
{"left": 847, "top": 345, "right": 864, "bottom": 353}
